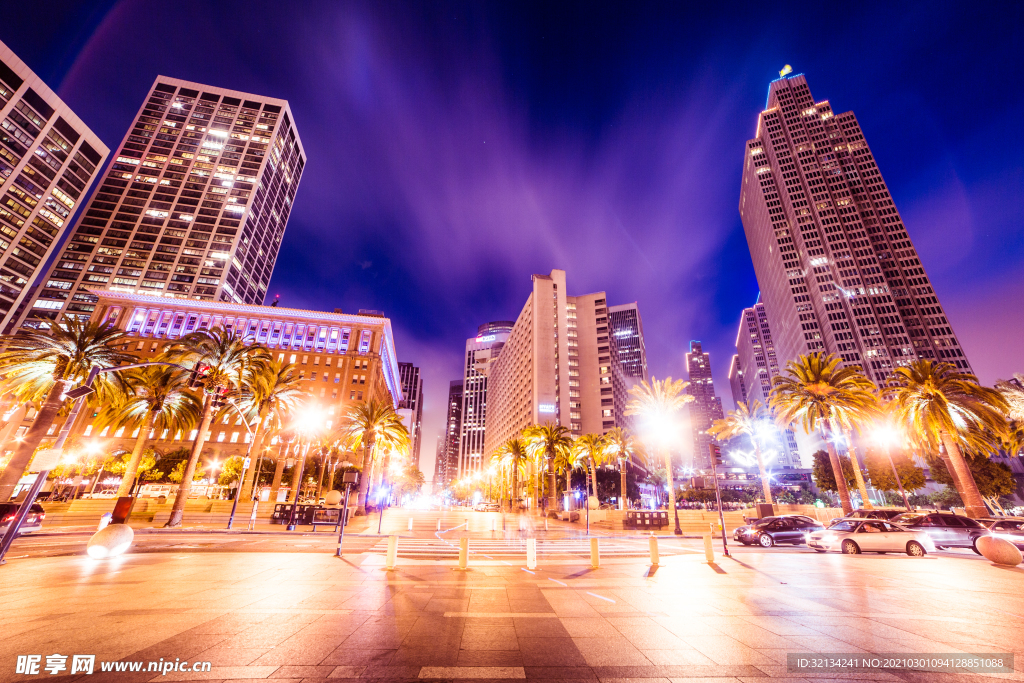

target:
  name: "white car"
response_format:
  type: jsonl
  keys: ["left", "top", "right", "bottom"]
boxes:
{"left": 807, "top": 519, "right": 935, "bottom": 556}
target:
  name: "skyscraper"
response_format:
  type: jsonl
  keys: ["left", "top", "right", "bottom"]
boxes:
{"left": 608, "top": 303, "right": 648, "bottom": 381}
{"left": 438, "top": 380, "right": 463, "bottom": 490}
{"left": 739, "top": 73, "right": 971, "bottom": 384}
{"left": 0, "top": 40, "right": 108, "bottom": 332}
{"left": 728, "top": 301, "right": 800, "bottom": 467}
{"left": 398, "top": 362, "right": 424, "bottom": 469}
{"left": 684, "top": 341, "right": 724, "bottom": 470}
{"left": 459, "top": 321, "right": 513, "bottom": 478}
{"left": 19, "top": 76, "right": 305, "bottom": 329}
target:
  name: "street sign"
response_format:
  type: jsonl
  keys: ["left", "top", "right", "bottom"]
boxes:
{"left": 30, "top": 449, "right": 63, "bottom": 471}
{"left": 342, "top": 471, "right": 359, "bottom": 485}
{"left": 243, "top": 457, "right": 251, "bottom": 468}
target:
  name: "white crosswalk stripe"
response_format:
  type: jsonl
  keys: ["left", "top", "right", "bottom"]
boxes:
{"left": 367, "top": 537, "right": 693, "bottom": 557}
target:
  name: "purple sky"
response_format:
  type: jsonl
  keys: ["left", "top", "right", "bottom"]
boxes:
{"left": 6, "top": 2, "right": 1022, "bottom": 477}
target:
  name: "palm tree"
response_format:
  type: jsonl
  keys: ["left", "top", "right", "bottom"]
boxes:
{"left": 709, "top": 400, "right": 775, "bottom": 504}
{"left": 0, "top": 315, "right": 134, "bottom": 502}
{"left": 234, "top": 358, "right": 307, "bottom": 502}
{"left": 95, "top": 365, "right": 203, "bottom": 497}
{"left": 604, "top": 427, "right": 646, "bottom": 510}
{"left": 770, "top": 352, "right": 877, "bottom": 515}
{"left": 496, "top": 437, "right": 529, "bottom": 511}
{"left": 573, "top": 433, "right": 608, "bottom": 509}
{"left": 161, "top": 327, "right": 269, "bottom": 527}
{"left": 523, "top": 423, "right": 573, "bottom": 515}
{"left": 887, "top": 360, "right": 1009, "bottom": 518}
{"left": 624, "top": 377, "right": 694, "bottom": 534}
{"left": 553, "top": 445, "right": 583, "bottom": 506}
{"left": 339, "top": 398, "right": 409, "bottom": 515}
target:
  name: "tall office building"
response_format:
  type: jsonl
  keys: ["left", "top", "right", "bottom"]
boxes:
{"left": 484, "top": 269, "right": 632, "bottom": 458}
{"left": 437, "top": 380, "right": 463, "bottom": 489}
{"left": 607, "top": 303, "right": 648, "bottom": 381}
{"left": 19, "top": 76, "right": 305, "bottom": 329}
{"left": 727, "top": 301, "right": 800, "bottom": 467}
{"left": 0, "top": 40, "right": 108, "bottom": 331}
{"left": 685, "top": 341, "right": 725, "bottom": 469}
{"left": 398, "top": 362, "right": 424, "bottom": 469}
{"left": 458, "top": 321, "right": 513, "bottom": 478}
{"left": 739, "top": 73, "right": 971, "bottom": 383}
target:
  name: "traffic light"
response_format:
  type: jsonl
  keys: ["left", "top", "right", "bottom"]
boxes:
{"left": 211, "top": 386, "right": 229, "bottom": 409}
{"left": 187, "top": 363, "right": 208, "bottom": 388}
{"left": 709, "top": 443, "right": 723, "bottom": 467}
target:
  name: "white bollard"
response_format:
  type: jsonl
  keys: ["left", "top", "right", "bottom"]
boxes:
{"left": 649, "top": 536, "right": 659, "bottom": 565}
{"left": 527, "top": 538, "right": 537, "bottom": 570}
{"left": 703, "top": 532, "right": 714, "bottom": 564}
{"left": 458, "top": 537, "right": 469, "bottom": 570}
{"left": 590, "top": 537, "right": 600, "bottom": 569}
{"left": 386, "top": 535, "right": 399, "bottom": 571}
{"left": 437, "top": 518, "right": 441, "bottom": 531}
{"left": 545, "top": 516, "right": 549, "bottom": 531}
{"left": 491, "top": 518, "right": 497, "bottom": 531}
{"left": 408, "top": 517, "right": 414, "bottom": 531}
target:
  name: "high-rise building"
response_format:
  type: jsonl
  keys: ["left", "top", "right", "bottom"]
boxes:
{"left": 19, "top": 76, "right": 305, "bottom": 329}
{"left": 607, "top": 303, "right": 648, "bottom": 381}
{"left": 739, "top": 73, "right": 971, "bottom": 384}
{"left": 685, "top": 341, "right": 725, "bottom": 470}
{"left": 459, "top": 321, "right": 513, "bottom": 478}
{"left": 728, "top": 301, "right": 800, "bottom": 467}
{"left": 0, "top": 40, "right": 109, "bottom": 332}
{"left": 484, "top": 269, "right": 633, "bottom": 459}
{"left": 398, "top": 362, "right": 423, "bottom": 469}
{"left": 437, "top": 380, "right": 463, "bottom": 489}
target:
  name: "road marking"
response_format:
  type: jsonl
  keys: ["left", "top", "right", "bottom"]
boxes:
{"left": 548, "top": 578, "right": 567, "bottom": 586}
{"left": 443, "top": 612, "right": 556, "bottom": 618}
{"left": 586, "top": 591, "right": 615, "bottom": 603}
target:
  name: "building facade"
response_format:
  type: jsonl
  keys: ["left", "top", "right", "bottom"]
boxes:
{"left": 607, "top": 303, "right": 648, "bottom": 381}
{"left": 483, "top": 269, "right": 633, "bottom": 458}
{"left": 739, "top": 73, "right": 971, "bottom": 385}
{"left": 398, "top": 362, "right": 423, "bottom": 469}
{"left": 684, "top": 341, "right": 725, "bottom": 470}
{"left": 458, "top": 321, "right": 513, "bottom": 478}
{"left": 0, "top": 40, "right": 109, "bottom": 332}
{"left": 437, "top": 380, "right": 463, "bottom": 489}
{"left": 727, "top": 301, "right": 800, "bottom": 467}
{"left": 19, "top": 76, "right": 305, "bottom": 329}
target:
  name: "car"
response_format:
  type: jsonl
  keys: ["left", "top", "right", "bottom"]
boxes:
{"left": 0, "top": 502, "right": 46, "bottom": 535}
{"left": 732, "top": 515, "right": 825, "bottom": 547}
{"left": 888, "top": 511, "right": 989, "bottom": 552}
{"left": 828, "top": 508, "right": 906, "bottom": 525}
{"left": 977, "top": 517, "right": 1024, "bottom": 550}
{"left": 808, "top": 519, "right": 934, "bottom": 556}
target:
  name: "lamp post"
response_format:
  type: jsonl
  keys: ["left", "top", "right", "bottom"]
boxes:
{"left": 286, "top": 406, "right": 324, "bottom": 531}
{"left": 222, "top": 400, "right": 258, "bottom": 529}
{"left": 873, "top": 425, "right": 912, "bottom": 511}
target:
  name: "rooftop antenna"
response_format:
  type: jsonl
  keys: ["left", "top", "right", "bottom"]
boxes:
{"left": 779, "top": 64, "right": 793, "bottom": 78}
{"left": 271, "top": 295, "right": 280, "bottom": 307}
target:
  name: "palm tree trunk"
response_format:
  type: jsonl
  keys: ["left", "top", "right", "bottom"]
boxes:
{"left": 116, "top": 410, "right": 156, "bottom": 497}
{"left": 238, "top": 414, "right": 267, "bottom": 503}
{"left": 939, "top": 431, "right": 987, "bottom": 518}
{"left": 619, "top": 458, "right": 627, "bottom": 510}
{"left": 288, "top": 445, "right": 305, "bottom": 503}
{"left": 315, "top": 453, "right": 327, "bottom": 501}
{"left": 844, "top": 433, "right": 873, "bottom": 509}
{"left": 511, "top": 465, "right": 518, "bottom": 512}
{"left": 0, "top": 379, "right": 69, "bottom": 503}
{"left": 268, "top": 441, "right": 287, "bottom": 503}
{"left": 166, "top": 395, "right": 214, "bottom": 527}
{"left": 356, "top": 437, "right": 375, "bottom": 515}
{"left": 753, "top": 443, "right": 773, "bottom": 505}
{"left": 663, "top": 449, "right": 680, "bottom": 534}
{"left": 547, "top": 456, "right": 557, "bottom": 515}
{"left": 823, "top": 431, "right": 853, "bottom": 515}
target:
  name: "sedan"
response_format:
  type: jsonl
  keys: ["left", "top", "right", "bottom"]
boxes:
{"left": 808, "top": 519, "right": 934, "bottom": 556}
{"left": 888, "top": 511, "right": 989, "bottom": 552}
{"left": 977, "top": 517, "right": 1024, "bottom": 550}
{"left": 828, "top": 508, "right": 906, "bottom": 525}
{"left": 0, "top": 502, "right": 46, "bottom": 535}
{"left": 733, "top": 515, "right": 825, "bottom": 547}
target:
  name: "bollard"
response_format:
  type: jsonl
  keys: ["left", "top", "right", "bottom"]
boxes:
{"left": 527, "top": 538, "right": 537, "bottom": 569}
{"left": 590, "top": 537, "right": 600, "bottom": 569}
{"left": 649, "top": 535, "right": 659, "bottom": 565}
{"left": 437, "top": 518, "right": 441, "bottom": 531}
{"left": 408, "top": 517, "right": 414, "bottom": 531}
{"left": 545, "top": 516, "right": 549, "bottom": 531}
{"left": 491, "top": 518, "right": 497, "bottom": 531}
{"left": 458, "top": 537, "right": 469, "bottom": 570}
{"left": 386, "top": 535, "right": 398, "bottom": 571}
{"left": 703, "top": 532, "right": 714, "bottom": 564}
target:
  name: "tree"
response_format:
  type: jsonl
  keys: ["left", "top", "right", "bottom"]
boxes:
{"left": 338, "top": 398, "right": 409, "bottom": 515}
{"left": 0, "top": 315, "right": 134, "bottom": 502}
{"left": 572, "top": 433, "right": 608, "bottom": 508}
{"left": 887, "top": 360, "right": 1009, "bottom": 517}
{"left": 625, "top": 377, "right": 695, "bottom": 534}
{"left": 924, "top": 450, "right": 1015, "bottom": 499}
{"left": 95, "top": 364, "right": 202, "bottom": 497}
{"left": 709, "top": 400, "right": 775, "bottom": 504}
{"left": 863, "top": 448, "right": 925, "bottom": 494}
{"left": 810, "top": 450, "right": 856, "bottom": 494}
{"left": 770, "top": 352, "right": 877, "bottom": 515}
{"left": 161, "top": 327, "right": 270, "bottom": 526}
{"left": 523, "top": 423, "right": 573, "bottom": 514}
{"left": 496, "top": 438, "right": 529, "bottom": 511}
{"left": 603, "top": 427, "right": 646, "bottom": 510}
{"left": 168, "top": 459, "right": 206, "bottom": 484}
{"left": 218, "top": 456, "right": 245, "bottom": 486}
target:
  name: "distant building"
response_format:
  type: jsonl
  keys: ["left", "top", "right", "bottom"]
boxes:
{"left": 0, "top": 39, "right": 109, "bottom": 332}
{"left": 607, "top": 303, "right": 648, "bottom": 381}
{"left": 684, "top": 341, "right": 724, "bottom": 470}
{"left": 437, "top": 380, "right": 463, "bottom": 490}
{"left": 459, "top": 321, "right": 513, "bottom": 478}
{"left": 398, "top": 362, "right": 423, "bottom": 469}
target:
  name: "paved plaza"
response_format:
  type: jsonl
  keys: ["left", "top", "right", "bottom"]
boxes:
{"left": 2, "top": 512, "right": 1023, "bottom": 683}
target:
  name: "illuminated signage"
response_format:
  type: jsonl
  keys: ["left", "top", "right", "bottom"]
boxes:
{"left": 475, "top": 334, "right": 496, "bottom": 342}
{"left": 539, "top": 404, "right": 556, "bottom": 413}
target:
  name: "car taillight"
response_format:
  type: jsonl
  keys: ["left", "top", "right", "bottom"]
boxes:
{"left": 38, "top": 513, "right": 45, "bottom": 520}
{"left": 1, "top": 513, "right": 14, "bottom": 524}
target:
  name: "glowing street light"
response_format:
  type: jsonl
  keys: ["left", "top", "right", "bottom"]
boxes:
{"left": 872, "top": 423, "right": 912, "bottom": 511}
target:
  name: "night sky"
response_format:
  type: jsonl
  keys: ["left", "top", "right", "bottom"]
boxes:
{"left": 5, "top": 1, "right": 1022, "bottom": 478}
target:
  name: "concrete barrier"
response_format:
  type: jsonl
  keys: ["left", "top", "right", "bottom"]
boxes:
{"left": 590, "top": 537, "right": 600, "bottom": 569}
{"left": 527, "top": 538, "right": 537, "bottom": 569}
{"left": 386, "top": 535, "right": 398, "bottom": 570}
{"left": 648, "top": 536, "right": 659, "bottom": 565}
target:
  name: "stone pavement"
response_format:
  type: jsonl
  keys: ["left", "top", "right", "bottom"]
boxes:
{"left": 1, "top": 542, "right": 1022, "bottom": 683}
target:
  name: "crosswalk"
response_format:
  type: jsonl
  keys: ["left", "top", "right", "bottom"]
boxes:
{"left": 367, "top": 535, "right": 694, "bottom": 558}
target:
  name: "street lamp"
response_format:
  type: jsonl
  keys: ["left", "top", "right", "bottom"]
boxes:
{"left": 286, "top": 405, "right": 325, "bottom": 531}
{"left": 872, "top": 424, "right": 912, "bottom": 511}
{"left": 646, "top": 412, "right": 683, "bottom": 535}
{"left": 218, "top": 399, "right": 260, "bottom": 529}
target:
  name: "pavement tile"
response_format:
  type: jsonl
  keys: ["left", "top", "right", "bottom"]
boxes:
{"left": 269, "top": 666, "right": 336, "bottom": 678}
{"left": 320, "top": 649, "right": 395, "bottom": 666}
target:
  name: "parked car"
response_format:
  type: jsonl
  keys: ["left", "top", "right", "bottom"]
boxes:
{"left": 808, "top": 519, "right": 934, "bottom": 556}
{"left": 829, "top": 508, "right": 906, "bottom": 525}
{"left": 0, "top": 502, "right": 46, "bottom": 535}
{"left": 977, "top": 517, "right": 1024, "bottom": 550}
{"left": 888, "top": 511, "right": 989, "bottom": 552}
{"left": 733, "top": 515, "right": 825, "bottom": 547}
